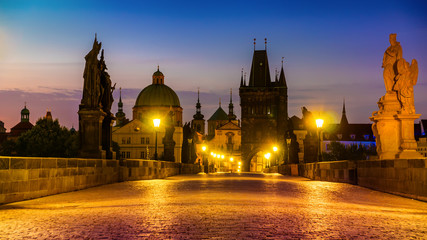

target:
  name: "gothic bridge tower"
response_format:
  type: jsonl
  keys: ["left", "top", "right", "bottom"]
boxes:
{"left": 239, "top": 38, "right": 288, "bottom": 171}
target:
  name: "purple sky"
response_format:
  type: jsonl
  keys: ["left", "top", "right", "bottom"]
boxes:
{"left": 1, "top": 0, "right": 427, "bottom": 130}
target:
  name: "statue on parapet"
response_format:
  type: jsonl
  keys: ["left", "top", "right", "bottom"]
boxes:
{"left": 99, "top": 49, "right": 116, "bottom": 114}
{"left": 82, "top": 35, "right": 102, "bottom": 108}
{"left": 382, "top": 33, "right": 402, "bottom": 93}
{"left": 393, "top": 58, "right": 418, "bottom": 114}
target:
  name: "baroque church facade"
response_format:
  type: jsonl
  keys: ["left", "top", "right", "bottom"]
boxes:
{"left": 112, "top": 67, "right": 183, "bottom": 162}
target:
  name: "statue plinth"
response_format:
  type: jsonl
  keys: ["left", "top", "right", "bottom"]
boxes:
{"left": 396, "top": 113, "right": 422, "bottom": 159}
{"left": 78, "top": 106, "right": 107, "bottom": 159}
{"left": 371, "top": 101, "right": 422, "bottom": 160}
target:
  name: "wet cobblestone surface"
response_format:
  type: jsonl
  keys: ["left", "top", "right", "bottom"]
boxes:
{"left": 1, "top": 173, "right": 426, "bottom": 239}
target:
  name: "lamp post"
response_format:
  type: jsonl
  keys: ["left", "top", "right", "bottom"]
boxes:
{"left": 273, "top": 146, "right": 278, "bottom": 166}
{"left": 315, "top": 118, "right": 324, "bottom": 162}
{"left": 264, "top": 152, "right": 271, "bottom": 169}
{"left": 286, "top": 139, "right": 291, "bottom": 164}
{"left": 202, "top": 145, "right": 207, "bottom": 173}
{"left": 153, "top": 118, "right": 160, "bottom": 160}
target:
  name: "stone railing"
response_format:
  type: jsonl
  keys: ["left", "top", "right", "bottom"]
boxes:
{"left": 0, "top": 157, "right": 201, "bottom": 205}
{"left": 357, "top": 159, "right": 427, "bottom": 202}
{"left": 275, "top": 159, "right": 427, "bottom": 202}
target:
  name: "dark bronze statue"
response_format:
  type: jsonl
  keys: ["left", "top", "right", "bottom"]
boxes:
{"left": 82, "top": 35, "right": 102, "bottom": 108}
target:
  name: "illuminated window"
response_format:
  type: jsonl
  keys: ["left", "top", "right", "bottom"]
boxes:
{"left": 127, "top": 137, "right": 131, "bottom": 144}
{"left": 146, "top": 137, "right": 150, "bottom": 144}
{"left": 122, "top": 137, "right": 126, "bottom": 144}
{"left": 140, "top": 151, "right": 146, "bottom": 159}
{"left": 141, "top": 137, "right": 145, "bottom": 144}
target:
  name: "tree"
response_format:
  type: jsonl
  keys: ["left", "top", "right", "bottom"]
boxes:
{"left": 322, "top": 141, "right": 375, "bottom": 161}
{"left": 0, "top": 140, "right": 17, "bottom": 156}
{"left": 15, "top": 118, "right": 79, "bottom": 157}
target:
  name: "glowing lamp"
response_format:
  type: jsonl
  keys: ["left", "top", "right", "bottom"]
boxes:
{"left": 316, "top": 119, "right": 324, "bottom": 129}
{"left": 153, "top": 118, "right": 161, "bottom": 128}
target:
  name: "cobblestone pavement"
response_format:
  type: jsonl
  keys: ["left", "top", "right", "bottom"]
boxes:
{"left": 1, "top": 173, "right": 427, "bottom": 239}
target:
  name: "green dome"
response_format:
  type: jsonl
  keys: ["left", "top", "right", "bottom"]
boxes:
{"left": 153, "top": 70, "right": 164, "bottom": 77}
{"left": 21, "top": 107, "right": 29, "bottom": 115}
{"left": 135, "top": 84, "right": 180, "bottom": 107}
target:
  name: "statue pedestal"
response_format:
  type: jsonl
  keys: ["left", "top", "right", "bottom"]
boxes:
{"left": 78, "top": 107, "right": 106, "bottom": 159}
{"left": 371, "top": 95, "right": 422, "bottom": 159}
{"left": 396, "top": 113, "right": 422, "bottom": 159}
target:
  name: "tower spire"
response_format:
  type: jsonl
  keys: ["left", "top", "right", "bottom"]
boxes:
{"left": 193, "top": 88, "right": 204, "bottom": 120}
{"left": 340, "top": 98, "right": 349, "bottom": 126}
{"left": 279, "top": 57, "right": 287, "bottom": 88}
{"left": 264, "top": 38, "right": 267, "bottom": 50}
{"left": 253, "top": 38, "right": 256, "bottom": 50}
{"left": 228, "top": 88, "right": 236, "bottom": 120}
{"left": 240, "top": 68, "right": 244, "bottom": 87}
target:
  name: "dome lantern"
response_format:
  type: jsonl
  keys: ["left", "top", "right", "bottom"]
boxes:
{"left": 152, "top": 65, "right": 164, "bottom": 85}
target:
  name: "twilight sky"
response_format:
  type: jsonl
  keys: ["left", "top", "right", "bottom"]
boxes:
{"left": 0, "top": 0, "right": 427, "bottom": 130}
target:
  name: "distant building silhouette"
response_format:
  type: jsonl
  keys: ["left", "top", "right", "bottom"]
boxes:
{"left": 9, "top": 104, "right": 34, "bottom": 141}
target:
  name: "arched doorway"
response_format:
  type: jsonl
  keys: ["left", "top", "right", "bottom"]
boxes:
{"left": 249, "top": 151, "right": 265, "bottom": 172}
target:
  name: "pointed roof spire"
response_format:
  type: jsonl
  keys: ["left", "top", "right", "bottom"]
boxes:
{"left": 244, "top": 72, "right": 247, "bottom": 86}
{"left": 340, "top": 98, "right": 349, "bottom": 127}
{"left": 228, "top": 88, "right": 236, "bottom": 121}
{"left": 253, "top": 38, "right": 256, "bottom": 50}
{"left": 219, "top": 98, "right": 221, "bottom": 107}
{"left": 264, "top": 38, "right": 267, "bottom": 50}
{"left": 279, "top": 57, "right": 287, "bottom": 88}
{"left": 193, "top": 88, "right": 204, "bottom": 120}
{"left": 118, "top": 87, "right": 123, "bottom": 109}
{"left": 240, "top": 68, "right": 244, "bottom": 87}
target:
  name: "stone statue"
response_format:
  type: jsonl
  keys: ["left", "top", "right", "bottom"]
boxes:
{"left": 382, "top": 33, "right": 402, "bottom": 93}
{"left": 393, "top": 58, "right": 418, "bottom": 114}
{"left": 99, "top": 49, "right": 116, "bottom": 114}
{"left": 82, "top": 35, "right": 102, "bottom": 108}
{"left": 370, "top": 33, "right": 421, "bottom": 160}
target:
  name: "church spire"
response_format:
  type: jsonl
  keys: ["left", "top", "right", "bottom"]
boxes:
{"left": 193, "top": 88, "right": 204, "bottom": 120}
{"left": 340, "top": 98, "right": 349, "bottom": 126}
{"left": 118, "top": 87, "right": 123, "bottom": 110}
{"left": 228, "top": 88, "right": 237, "bottom": 120}
{"left": 240, "top": 68, "right": 244, "bottom": 87}
{"left": 115, "top": 87, "right": 128, "bottom": 127}
{"left": 279, "top": 57, "right": 287, "bottom": 88}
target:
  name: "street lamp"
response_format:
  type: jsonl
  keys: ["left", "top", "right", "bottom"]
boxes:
{"left": 315, "top": 118, "right": 324, "bottom": 162}
{"left": 264, "top": 152, "right": 271, "bottom": 168}
{"left": 273, "top": 146, "right": 278, "bottom": 166}
{"left": 153, "top": 118, "right": 160, "bottom": 160}
{"left": 202, "top": 145, "right": 208, "bottom": 173}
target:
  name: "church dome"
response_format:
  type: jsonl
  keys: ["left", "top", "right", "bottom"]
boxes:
{"left": 153, "top": 70, "right": 164, "bottom": 77}
{"left": 135, "top": 84, "right": 180, "bottom": 107}
{"left": 135, "top": 67, "right": 180, "bottom": 107}
{"left": 21, "top": 106, "right": 29, "bottom": 115}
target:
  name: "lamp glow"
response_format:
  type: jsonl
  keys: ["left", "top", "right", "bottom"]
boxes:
{"left": 202, "top": 146, "right": 207, "bottom": 151}
{"left": 230, "top": 157, "right": 234, "bottom": 162}
{"left": 273, "top": 146, "right": 278, "bottom": 152}
{"left": 153, "top": 118, "right": 161, "bottom": 128}
{"left": 316, "top": 118, "right": 324, "bottom": 129}
{"left": 264, "top": 152, "right": 271, "bottom": 159}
